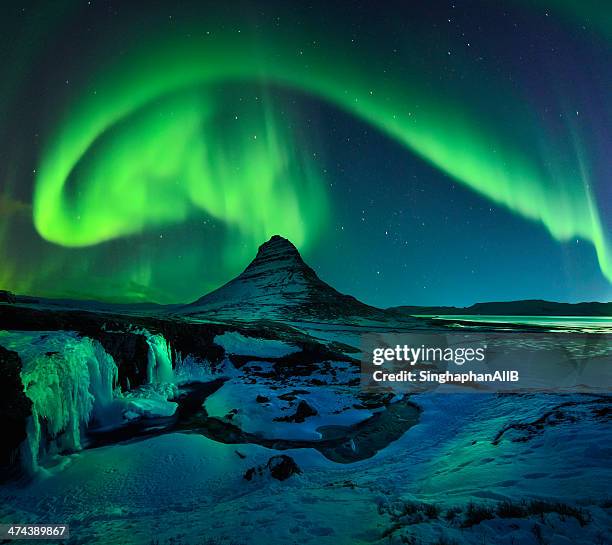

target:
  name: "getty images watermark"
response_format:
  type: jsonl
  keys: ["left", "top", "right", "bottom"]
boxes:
{"left": 361, "top": 332, "right": 612, "bottom": 393}
{"left": 371, "top": 342, "right": 518, "bottom": 385}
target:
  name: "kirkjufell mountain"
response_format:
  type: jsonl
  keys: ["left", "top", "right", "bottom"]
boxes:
{"left": 181, "top": 235, "right": 390, "bottom": 322}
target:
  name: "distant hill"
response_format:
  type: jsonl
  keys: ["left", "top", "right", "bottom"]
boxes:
{"left": 1, "top": 292, "right": 173, "bottom": 313}
{"left": 388, "top": 299, "right": 612, "bottom": 317}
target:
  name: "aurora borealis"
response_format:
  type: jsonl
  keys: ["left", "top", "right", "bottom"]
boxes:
{"left": 0, "top": 0, "right": 610, "bottom": 306}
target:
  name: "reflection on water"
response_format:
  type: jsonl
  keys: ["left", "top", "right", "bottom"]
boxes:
{"left": 422, "top": 315, "right": 612, "bottom": 334}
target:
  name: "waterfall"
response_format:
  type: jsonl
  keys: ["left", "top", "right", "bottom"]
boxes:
{"left": 0, "top": 331, "right": 118, "bottom": 474}
{"left": 114, "top": 330, "right": 178, "bottom": 421}
{"left": 144, "top": 332, "right": 174, "bottom": 384}
{"left": 0, "top": 328, "right": 177, "bottom": 474}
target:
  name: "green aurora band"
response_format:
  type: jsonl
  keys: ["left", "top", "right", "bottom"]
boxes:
{"left": 30, "top": 23, "right": 612, "bottom": 296}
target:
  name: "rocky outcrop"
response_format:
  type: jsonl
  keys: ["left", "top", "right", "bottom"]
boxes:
{"left": 0, "top": 346, "right": 32, "bottom": 480}
{"left": 0, "top": 305, "right": 230, "bottom": 388}
{"left": 274, "top": 400, "right": 318, "bottom": 423}
{"left": 244, "top": 454, "right": 302, "bottom": 482}
{"left": 94, "top": 332, "right": 151, "bottom": 390}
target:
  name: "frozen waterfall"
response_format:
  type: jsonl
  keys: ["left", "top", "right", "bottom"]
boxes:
{"left": 143, "top": 332, "right": 174, "bottom": 384}
{"left": 0, "top": 331, "right": 118, "bottom": 474}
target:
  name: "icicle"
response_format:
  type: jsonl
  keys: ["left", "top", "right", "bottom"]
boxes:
{"left": 174, "top": 352, "right": 212, "bottom": 383}
{"left": 0, "top": 331, "right": 119, "bottom": 474}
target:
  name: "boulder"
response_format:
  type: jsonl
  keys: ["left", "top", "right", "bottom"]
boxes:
{"left": 294, "top": 400, "right": 318, "bottom": 422}
{"left": 244, "top": 455, "right": 302, "bottom": 482}
{"left": 274, "top": 399, "right": 318, "bottom": 423}
{"left": 268, "top": 455, "right": 301, "bottom": 480}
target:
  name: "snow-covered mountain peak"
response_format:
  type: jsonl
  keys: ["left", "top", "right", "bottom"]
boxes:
{"left": 241, "top": 235, "right": 309, "bottom": 279}
{"left": 181, "top": 235, "right": 391, "bottom": 322}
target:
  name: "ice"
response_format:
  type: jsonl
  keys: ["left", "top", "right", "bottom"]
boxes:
{"left": 1, "top": 325, "right": 609, "bottom": 543}
{"left": 0, "top": 331, "right": 118, "bottom": 473}
{"left": 122, "top": 383, "right": 179, "bottom": 420}
{"left": 0, "top": 330, "right": 183, "bottom": 471}
{"left": 144, "top": 332, "right": 174, "bottom": 384}
{"left": 174, "top": 353, "right": 213, "bottom": 383}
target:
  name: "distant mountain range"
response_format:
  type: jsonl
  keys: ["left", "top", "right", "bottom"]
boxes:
{"left": 387, "top": 300, "right": 612, "bottom": 317}
{"left": 2, "top": 236, "right": 610, "bottom": 320}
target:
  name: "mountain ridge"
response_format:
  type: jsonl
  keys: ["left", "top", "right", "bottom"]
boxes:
{"left": 388, "top": 299, "right": 612, "bottom": 317}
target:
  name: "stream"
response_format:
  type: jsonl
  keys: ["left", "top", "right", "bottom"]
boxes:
{"left": 87, "top": 379, "right": 421, "bottom": 463}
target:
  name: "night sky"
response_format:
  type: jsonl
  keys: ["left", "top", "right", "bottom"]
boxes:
{"left": 0, "top": 0, "right": 610, "bottom": 307}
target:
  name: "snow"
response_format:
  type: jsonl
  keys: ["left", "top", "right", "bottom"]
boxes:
{"left": 205, "top": 378, "right": 372, "bottom": 440}
{"left": 214, "top": 331, "right": 300, "bottom": 357}
{"left": 1, "top": 391, "right": 609, "bottom": 545}
{"left": 403, "top": 393, "right": 612, "bottom": 502}
{"left": 0, "top": 433, "right": 375, "bottom": 545}
{"left": 122, "top": 383, "right": 179, "bottom": 420}
{"left": 1, "top": 325, "right": 609, "bottom": 544}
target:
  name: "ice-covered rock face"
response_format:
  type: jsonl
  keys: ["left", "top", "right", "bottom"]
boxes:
{"left": 184, "top": 235, "right": 389, "bottom": 321}
{"left": 0, "top": 329, "right": 186, "bottom": 475}
{"left": 0, "top": 331, "right": 119, "bottom": 474}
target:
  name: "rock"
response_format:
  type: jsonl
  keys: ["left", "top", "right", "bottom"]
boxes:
{"left": 278, "top": 390, "right": 311, "bottom": 401}
{"left": 93, "top": 331, "right": 151, "bottom": 390}
{"left": 274, "top": 400, "right": 318, "bottom": 423}
{"left": 268, "top": 455, "right": 301, "bottom": 480}
{"left": 224, "top": 408, "right": 238, "bottom": 420}
{"left": 243, "top": 467, "right": 258, "bottom": 481}
{"left": 244, "top": 455, "right": 302, "bottom": 482}
{"left": 256, "top": 395, "right": 270, "bottom": 403}
{"left": 0, "top": 346, "right": 32, "bottom": 480}
{"left": 294, "top": 400, "right": 318, "bottom": 422}
{"left": 0, "top": 290, "right": 16, "bottom": 304}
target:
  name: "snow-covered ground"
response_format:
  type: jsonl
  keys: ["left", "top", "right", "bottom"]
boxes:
{"left": 204, "top": 363, "right": 371, "bottom": 440}
{"left": 1, "top": 392, "right": 609, "bottom": 545}
{"left": 0, "top": 324, "right": 610, "bottom": 545}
